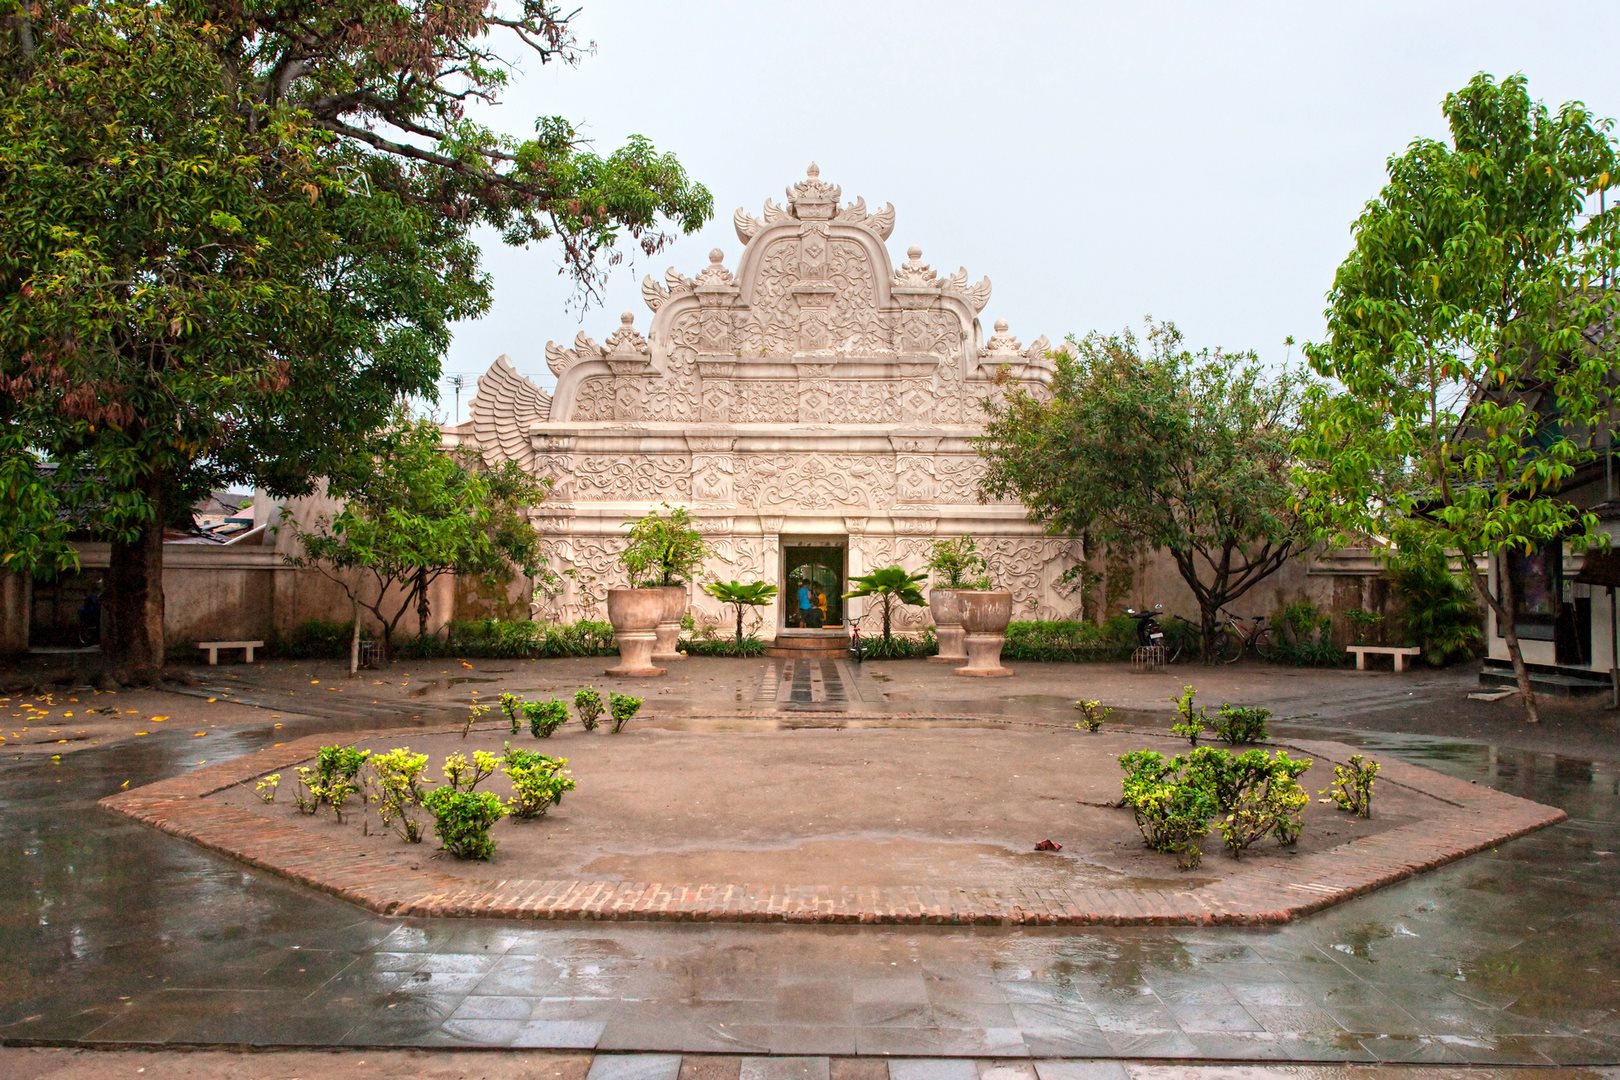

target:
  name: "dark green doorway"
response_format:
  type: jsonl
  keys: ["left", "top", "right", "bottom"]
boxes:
{"left": 783, "top": 542, "right": 846, "bottom": 630}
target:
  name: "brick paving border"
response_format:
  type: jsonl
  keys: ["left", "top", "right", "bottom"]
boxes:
{"left": 99, "top": 719, "right": 1565, "bottom": 927}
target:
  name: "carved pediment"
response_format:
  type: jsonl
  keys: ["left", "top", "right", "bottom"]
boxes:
{"left": 549, "top": 164, "right": 1052, "bottom": 422}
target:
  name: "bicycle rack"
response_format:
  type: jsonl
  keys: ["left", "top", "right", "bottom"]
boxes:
{"left": 1131, "top": 644, "right": 1165, "bottom": 672}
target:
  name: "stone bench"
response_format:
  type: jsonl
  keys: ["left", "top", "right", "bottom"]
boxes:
{"left": 1346, "top": 644, "right": 1421, "bottom": 672}
{"left": 196, "top": 640, "right": 264, "bottom": 665}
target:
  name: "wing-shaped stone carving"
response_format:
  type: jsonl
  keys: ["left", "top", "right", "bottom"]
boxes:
{"left": 545, "top": 331, "right": 602, "bottom": 380}
{"left": 642, "top": 274, "right": 670, "bottom": 312}
{"left": 665, "top": 267, "right": 695, "bottom": 295}
{"left": 835, "top": 196, "right": 896, "bottom": 240}
{"left": 468, "top": 355, "right": 550, "bottom": 465}
{"left": 943, "top": 268, "right": 992, "bottom": 313}
{"left": 734, "top": 206, "right": 760, "bottom": 244}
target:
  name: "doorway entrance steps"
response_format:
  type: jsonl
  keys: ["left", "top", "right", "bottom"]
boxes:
{"left": 766, "top": 631, "right": 849, "bottom": 659}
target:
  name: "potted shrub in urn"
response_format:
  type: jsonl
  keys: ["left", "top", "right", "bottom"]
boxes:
{"left": 923, "top": 536, "right": 990, "bottom": 665}
{"left": 617, "top": 504, "right": 713, "bottom": 667}
{"left": 955, "top": 572, "right": 1015, "bottom": 678}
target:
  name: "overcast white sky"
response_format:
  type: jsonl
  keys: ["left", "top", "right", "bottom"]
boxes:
{"left": 436, "top": 1, "right": 1620, "bottom": 420}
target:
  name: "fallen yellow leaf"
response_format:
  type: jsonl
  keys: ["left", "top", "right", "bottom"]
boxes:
{"left": 206, "top": 698, "right": 217, "bottom": 703}
{"left": 192, "top": 731, "right": 207, "bottom": 738}
{"left": 120, "top": 780, "right": 130, "bottom": 790}
{"left": 150, "top": 715, "right": 168, "bottom": 722}
{"left": 135, "top": 732, "right": 148, "bottom": 736}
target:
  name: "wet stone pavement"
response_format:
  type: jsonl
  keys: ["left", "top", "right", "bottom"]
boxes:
{"left": 1, "top": 662, "right": 1618, "bottom": 1069}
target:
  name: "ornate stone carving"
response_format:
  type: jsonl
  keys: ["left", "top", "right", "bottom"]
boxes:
{"left": 983, "top": 318, "right": 1022, "bottom": 359}
{"left": 545, "top": 332, "right": 602, "bottom": 382}
{"left": 892, "top": 246, "right": 938, "bottom": 289}
{"left": 737, "top": 454, "right": 892, "bottom": 511}
{"left": 467, "top": 355, "right": 551, "bottom": 467}
{"left": 573, "top": 377, "right": 615, "bottom": 421}
{"left": 603, "top": 312, "right": 652, "bottom": 373}
{"left": 895, "top": 456, "right": 936, "bottom": 504}
{"left": 691, "top": 454, "right": 736, "bottom": 505}
{"left": 935, "top": 455, "right": 990, "bottom": 503}
{"left": 943, "top": 267, "right": 992, "bottom": 314}
{"left": 835, "top": 196, "right": 896, "bottom": 240}
{"left": 786, "top": 162, "right": 840, "bottom": 220}
{"left": 449, "top": 166, "right": 1080, "bottom": 633}
{"left": 641, "top": 275, "right": 670, "bottom": 312}
{"left": 695, "top": 248, "right": 736, "bottom": 289}
{"left": 733, "top": 380, "right": 798, "bottom": 423}
{"left": 572, "top": 456, "right": 691, "bottom": 499}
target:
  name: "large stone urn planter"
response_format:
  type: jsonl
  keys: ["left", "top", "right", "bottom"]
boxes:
{"left": 605, "top": 587, "right": 667, "bottom": 677}
{"left": 652, "top": 584, "right": 689, "bottom": 664}
{"left": 927, "top": 588, "right": 966, "bottom": 664}
{"left": 954, "top": 589, "right": 1014, "bottom": 678}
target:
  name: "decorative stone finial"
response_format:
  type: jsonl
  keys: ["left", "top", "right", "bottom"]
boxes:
{"left": 603, "top": 312, "right": 650, "bottom": 361}
{"left": 893, "top": 245, "right": 938, "bottom": 288}
{"left": 695, "top": 248, "right": 736, "bottom": 289}
{"left": 788, "top": 163, "right": 840, "bottom": 220}
{"left": 984, "top": 317, "right": 1023, "bottom": 357}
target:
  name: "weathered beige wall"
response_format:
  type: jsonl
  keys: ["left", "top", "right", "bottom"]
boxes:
{"left": 1128, "top": 545, "right": 1391, "bottom": 646}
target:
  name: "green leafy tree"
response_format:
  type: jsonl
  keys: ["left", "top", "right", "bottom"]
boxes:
{"left": 978, "top": 321, "right": 1312, "bottom": 660}
{"left": 842, "top": 566, "right": 927, "bottom": 642}
{"left": 1295, "top": 73, "right": 1620, "bottom": 723}
{"left": 287, "top": 417, "right": 549, "bottom": 668}
{"left": 0, "top": 2, "right": 711, "bottom": 681}
{"left": 702, "top": 580, "right": 778, "bottom": 642}
{"left": 620, "top": 504, "right": 712, "bottom": 587}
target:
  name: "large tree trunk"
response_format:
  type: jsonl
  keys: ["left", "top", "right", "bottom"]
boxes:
{"left": 1482, "top": 554, "right": 1541, "bottom": 724}
{"left": 415, "top": 568, "right": 429, "bottom": 639}
{"left": 103, "top": 474, "right": 166, "bottom": 684}
{"left": 349, "top": 599, "right": 361, "bottom": 678}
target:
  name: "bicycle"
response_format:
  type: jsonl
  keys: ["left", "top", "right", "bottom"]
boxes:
{"left": 1212, "top": 608, "right": 1272, "bottom": 664}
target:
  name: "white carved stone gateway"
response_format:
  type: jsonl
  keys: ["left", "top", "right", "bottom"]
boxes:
{"left": 446, "top": 165, "right": 1083, "bottom": 635}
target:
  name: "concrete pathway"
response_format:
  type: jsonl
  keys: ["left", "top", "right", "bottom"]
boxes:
{"left": 1, "top": 657, "right": 1617, "bottom": 1070}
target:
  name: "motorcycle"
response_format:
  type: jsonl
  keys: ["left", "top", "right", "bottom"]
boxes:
{"left": 1125, "top": 605, "right": 1167, "bottom": 651}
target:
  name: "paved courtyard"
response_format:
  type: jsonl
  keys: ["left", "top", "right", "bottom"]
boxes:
{"left": 2, "top": 655, "right": 1618, "bottom": 1075}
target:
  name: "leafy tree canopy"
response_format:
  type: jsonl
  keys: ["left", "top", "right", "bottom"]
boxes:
{"left": 0, "top": 1, "right": 711, "bottom": 678}
{"left": 287, "top": 415, "right": 549, "bottom": 665}
{"left": 977, "top": 320, "right": 1311, "bottom": 658}
{"left": 1295, "top": 72, "right": 1620, "bottom": 722}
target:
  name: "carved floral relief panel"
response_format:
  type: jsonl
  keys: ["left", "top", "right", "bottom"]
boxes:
{"left": 736, "top": 238, "right": 802, "bottom": 356}
{"left": 571, "top": 456, "right": 692, "bottom": 500}
{"left": 735, "top": 454, "right": 894, "bottom": 511}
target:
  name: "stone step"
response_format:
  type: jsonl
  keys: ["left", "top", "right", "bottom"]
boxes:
{"left": 766, "top": 633, "right": 850, "bottom": 659}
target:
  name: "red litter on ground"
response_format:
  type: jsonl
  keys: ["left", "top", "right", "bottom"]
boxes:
{"left": 1034, "top": 839, "right": 1062, "bottom": 852}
